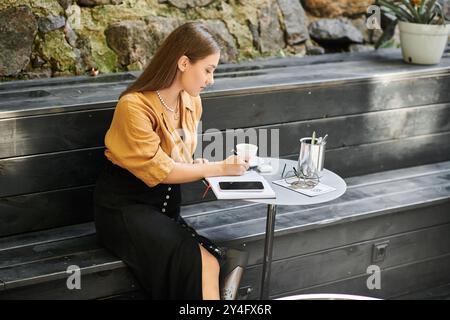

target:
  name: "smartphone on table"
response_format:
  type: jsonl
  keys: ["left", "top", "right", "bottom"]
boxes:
{"left": 219, "top": 181, "right": 264, "bottom": 191}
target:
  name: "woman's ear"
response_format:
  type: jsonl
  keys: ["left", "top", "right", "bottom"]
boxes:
{"left": 177, "top": 55, "right": 190, "bottom": 72}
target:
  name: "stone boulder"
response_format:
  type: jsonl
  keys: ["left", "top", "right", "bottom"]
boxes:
{"left": 76, "top": 0, "right": 123, "bottom": 6}
{"left": 204, "top": 20, "right": 238, "bottom": 63}
{"left": 158, "top": 0, "right": 215, "bottom": 9}
{"left": 308, "top": 18, "right": 364, "bottom": 44}
{"left": 38, "top": 15, "right": 66, "bottom": 33}
{"left": 258, "top": 1, "right": 285, "bottom": 54}
{"left": 303, "top": 0, "right": 374, "bottom": 18}
{"left": 277, "top": 0, "right": 309, "bottom": 45}
{"left": 105, "top": 20, "right": 155, "bottom": 67}
{"left": 105, "top": 16, "right": 239, "bottom": 67}
{"left": 0, "top": 6, "right": 38, "bottom": 76}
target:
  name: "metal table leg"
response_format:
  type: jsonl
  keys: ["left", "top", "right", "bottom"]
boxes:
{"left": 260, "top": 204, "right": 277, "bottom": 300}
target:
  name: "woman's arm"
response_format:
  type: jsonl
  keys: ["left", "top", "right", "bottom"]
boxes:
{"left": 161, "top": 155, "right": 248, "bottom": 184}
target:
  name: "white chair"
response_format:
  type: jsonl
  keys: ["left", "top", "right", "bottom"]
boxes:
{"left": 276, "top": 293, "right": 381, "bottom": 300}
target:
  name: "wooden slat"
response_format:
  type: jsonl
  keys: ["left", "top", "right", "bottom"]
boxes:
{"left": 201, "top": 76, "right": 450, "bottom": 131}
{"left": 197, "top": 103, "right": 450, "bottom": 158}
{"left": 0, "top": 109, "right": 112, "bottom": 159}
{"left": 0, "top": 222, "right": 95, "bottom": 252}
{"left": 285, "top": 131, "right": 450, "bottom": 177}
{"left": 0, "top": 234, "right": 99, "bottom": 268}
{"left": 0, "top": 149, "right": 105, "bottom": 198}
{"left": 343, "top": 160, "right": 450, "bottom": 187}
{"left": 0, "top": 267, "right": 139, "bottom": 300}
{"left": 0, "top": 72, "right": 137, "bottom": 93}
{"left": 392, "top": 282, "right": 450, "bottom": 300}
{"left": 0, "top": 248, "right": 124, "bottom": 289}
{"left": 0, "top": 187, "right": 95, "bottom": 237}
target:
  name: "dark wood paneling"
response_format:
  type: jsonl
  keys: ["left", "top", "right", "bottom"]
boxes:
{"left": 201, "top": 75, "right": 450, "bottom": 131}
{"left": 196, "top": 104, "right": 450, "bottom": 158}
{"left": 224, "top": 202, "right": 450, "bottom": 266}
{"left": 1, "top": 153, "right": 448, "bottom": 237}
{"left": 0, "top": 187, "right": 95, "bottom": 237}
{"left": 0, "top": 248, "right": 124, "bottom": 288}
{"left": 1, "top": 99, "right": 449, "bottom": 159}
{"left": 285, "top": 131, "right": 450, "bottom": 178}
{"left": 0, "top": 109, "right": 112, "bottom": 159}
{"left": 0, "top": 222, "right": 95, "bottom": 251}
{"left": 0, "top": 266, "right": 139, "bottom": 300}
{"left": 0, "top": 234, "right": 99, "bottom": 268}
{"left": 194, "top": 171, "right": 450, "bottom": 243}
{"left": 1, "top": 50, "right": 449, "bottom": 299}
{"left": 239, "top": 223, "right": 450, "bottom": 298}
{"left": 392, "top": 282, "right": 450, "bottom": 300}
{"left": 1, "top": 122, "right": 449, "bottom": 199}
{"left": 267, "top": 253, "right": 450, "bottom": 300}
{"left": 0, "top": 149, "right": 106, "bottom": 198}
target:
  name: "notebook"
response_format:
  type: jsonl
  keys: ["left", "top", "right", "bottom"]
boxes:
{"left": 205, "top": 170, "right": 276, "bottom": 200}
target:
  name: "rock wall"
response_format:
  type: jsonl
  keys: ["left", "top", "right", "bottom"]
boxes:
{"left": 0, "top": 0, "right": 390, "bottom": 80}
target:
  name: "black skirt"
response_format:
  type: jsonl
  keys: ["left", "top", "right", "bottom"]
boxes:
{"left": 93, "top": 158, "right": 224, "bottom": 300}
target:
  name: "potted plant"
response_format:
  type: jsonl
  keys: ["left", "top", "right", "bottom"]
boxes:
{"left": 375, "top": 0, "right": 450, "bottom": 64}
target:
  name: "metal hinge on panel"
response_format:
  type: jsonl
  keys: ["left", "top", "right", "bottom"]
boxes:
{"left": 372, "top": 240, "right": 389, "bottom": 263}
{"left": 238, "top": 286, "right": 253, "bottom": 300}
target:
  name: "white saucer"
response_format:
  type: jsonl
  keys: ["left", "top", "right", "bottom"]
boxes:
{"left": 249, "top": 157, "right": 263, "bottom": 167}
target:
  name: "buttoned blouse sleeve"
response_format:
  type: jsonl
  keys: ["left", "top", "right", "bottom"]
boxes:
{"left": 104, "top": 94, "right": 175, "bottom": 187}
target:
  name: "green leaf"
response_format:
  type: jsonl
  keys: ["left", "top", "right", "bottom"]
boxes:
{"left": 424, "top": 0, "right": 438, "bottom": 22}
{"left": 378, "top": 0, "right": 414, "bottom": 21}
{"left": 418, "top": 0, "right": 427, "bottom": 20}
{"left": 375, "top": 18, "right": 398, "bottom": 49}
{"left": 402, "top": 0, "right": 422, "bottom": 23}
{"left": 435, "top": 4, "right": 446, "bottom": 24}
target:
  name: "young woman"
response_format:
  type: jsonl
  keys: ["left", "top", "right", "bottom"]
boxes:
{"left": 93, "top": 22, "right": 249, "bottom": 300}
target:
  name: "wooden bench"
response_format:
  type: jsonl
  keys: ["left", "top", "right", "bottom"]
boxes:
{"left": 1, "top": 48, "right": 450, "bottom": 299}
{"left": 1, "top": 161, "right": 449, "bottom": 299}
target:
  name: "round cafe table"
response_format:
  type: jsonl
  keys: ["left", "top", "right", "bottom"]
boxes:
{"left": 246, "top": 157, "right": 347, "bottom": 300}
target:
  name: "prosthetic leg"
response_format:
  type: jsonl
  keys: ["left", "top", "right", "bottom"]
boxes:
{"left": 219, "top": 248, "right": 249, "bottom": 300}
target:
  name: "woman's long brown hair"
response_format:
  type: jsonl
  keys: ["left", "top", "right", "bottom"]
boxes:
{"left": 119, "top": 21, "right": 220, "bottom": 99}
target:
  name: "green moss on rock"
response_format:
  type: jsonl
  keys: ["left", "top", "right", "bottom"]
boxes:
{"left": 79, "top": 30, "right": 119, "bottom": 73}
{"left": 0, "top": 0, "right": 63, "bottom": 16}
{"left": 40, "top": 30, "right": 77, "bottom": 73}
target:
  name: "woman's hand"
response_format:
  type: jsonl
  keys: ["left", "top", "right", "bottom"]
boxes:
{"left": 193, "top": 158, "right": 210, "bottom": 164}
{"left": 219, "top": 155, "right": 249, "bottom": 176}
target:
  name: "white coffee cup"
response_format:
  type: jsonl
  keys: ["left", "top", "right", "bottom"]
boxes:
{"left": 235, "top": 143, "right": 258, "bottom": 165}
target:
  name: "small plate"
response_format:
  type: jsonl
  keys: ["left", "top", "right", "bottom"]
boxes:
{"left": 249, "top": 157, "right": 263, "bottom": 168}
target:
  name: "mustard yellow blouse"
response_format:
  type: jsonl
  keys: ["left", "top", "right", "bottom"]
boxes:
{"left": 104, "top": 90, "right": 202, "bottom": 187}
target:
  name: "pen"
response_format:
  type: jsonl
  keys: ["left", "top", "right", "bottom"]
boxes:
{"left": 201, "top": 179, "right": 211, "bottom": 199}
{"left": 311, "top": 131, "right": 316, "bottom": 145}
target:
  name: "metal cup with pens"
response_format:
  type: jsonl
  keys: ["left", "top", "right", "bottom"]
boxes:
{"left": 282, "top": 132, "right": 328, "bottom": 189}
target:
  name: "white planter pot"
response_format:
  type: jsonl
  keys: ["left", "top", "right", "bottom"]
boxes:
{"left": 398, "top": 21, "right": 450, "bottom": 65}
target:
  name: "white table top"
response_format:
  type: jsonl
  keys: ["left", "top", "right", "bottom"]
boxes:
{"left": 247, "top": 157, "right": 347, "bottom": 206}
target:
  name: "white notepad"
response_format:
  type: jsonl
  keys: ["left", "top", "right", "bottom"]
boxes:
{"left": 272, "top": 177, "right": 336, "bottom": 197}
{"left": 205, "top": 170, "right": 276, "bottom": 200}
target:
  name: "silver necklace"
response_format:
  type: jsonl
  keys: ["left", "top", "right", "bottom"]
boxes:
{"left": 156, "top": 90, "right": 180, "bottom": 120}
